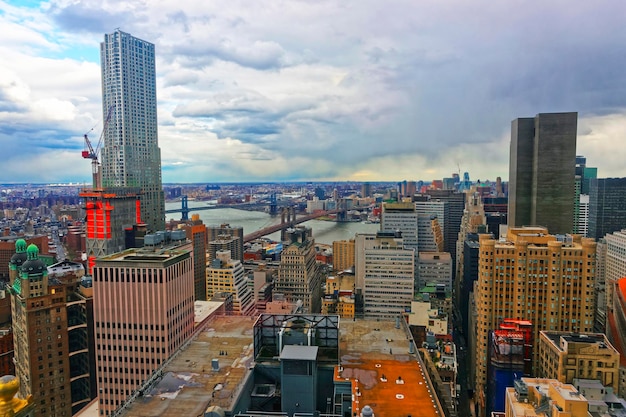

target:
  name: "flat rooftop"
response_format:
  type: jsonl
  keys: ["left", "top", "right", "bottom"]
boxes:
{"left": 338, "top": 320, "right": 441, "bottom": 417}
{"left": 119, "top": 315, "right": 256, "bottom": 417}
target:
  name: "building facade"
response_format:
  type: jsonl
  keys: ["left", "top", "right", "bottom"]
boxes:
{"left": 100, "top": 30, "right": 165, "bottom": 232}
{"left": 207, "top": 224, "right": 244, "bottom": 262}
{"left": 381, "top": 202, "right": 419, "bottom": 252}
{"left": 206, "top": 250, "right": 255, "bottom": 315}
{"left": 92, "top": 243, "right": 194, "bottom": 415}
{"left": 474, "top": 227, "right": 596, "bottom": 416}
{"left": 9, "top": 244, "right": 73, "bottom": 417}
{"left": 275, "top": 227, "right": 323, "bottom": 313}
{"left": 508, "top": 112, "right": 578, "bottom": 234}
{"left": 356, "top": 231, "right": 415, "bottom": 319}
{"left": 588, "top": 177, "right": 626, "bottom": 240}
{"left": 417, "top": 252, "right": 452, "bottom": 291}
{"left": 332, "top": 239, "right": 355, "bottom": 272}
{"left": 505, "top": 378, "right": 590, "bottom": 417}
{"left": 538, "top": 331, "right": 619, "bottom": 392}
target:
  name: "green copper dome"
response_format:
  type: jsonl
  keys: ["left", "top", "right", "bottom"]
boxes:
{"left": 26, "top": 244, "right": 39, "bottom": 259}
{"left": 15, "top": 239, "right": 27, "bottom": 253}
{"left": 9, "top": 239, "right": 29, "bottom": 270}
{"left": 21, "top": 244, "right": 46, "bottom": 277}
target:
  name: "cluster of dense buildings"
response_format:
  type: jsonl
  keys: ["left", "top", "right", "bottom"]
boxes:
{"left": 4, "top": 28, "right": 626, "bottom": 417}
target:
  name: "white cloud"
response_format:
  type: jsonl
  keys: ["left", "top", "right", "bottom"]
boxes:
{"left": 1, "top": 0, "right": 626, "bottom": 184}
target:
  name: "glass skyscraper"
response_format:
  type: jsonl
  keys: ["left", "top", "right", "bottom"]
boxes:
{"left": 100, "top": 30, "right": 165, "bottom": 231}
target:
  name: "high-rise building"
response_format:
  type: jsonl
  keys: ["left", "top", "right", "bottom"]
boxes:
{"left": 474, "top": 227, "right": 595, "bottom": 416}
{"left": 206, "top": 250, "right": 255, "bottom": 315}
{"left": 100, "top": 30, "right": 165, "bottom": 232}
{"left": 355, "top": 231, "right": 415, "bottom": 319}
{"left": 537, "top": 331, "right": 619, "bottom": 392}
{"left": 417, "top": 214, "right": 444, "bottom": 252}
{"left": 588, "top": 177, "right": 626, "bottom": 240}
{"left": 601, "top": 229, "right": 626, "bottom": 329}
{"left": 381, "top": 202, "right": 419, "bottom": 252}
{"left": 577, "top": 194, "right": 590, "bottom": 237}
{"left": 275, "top": 227, "right": 323, "bottom": 313}
{"left": 171, "top": 214, "right": 207, "bottom": 301}
{"left": 508, "top": 112, "right": 578, "bottom": 234}
{"left": 425, "top": 189, "right": 465, "bottom": 268}
{"left": 9, "top": 244, "right": 94, "bottom": 417}
{"left": 92, "top": 240, "right": 194, "bottom": 415}
{"left": 608, "top": 278, "right": 626, "bottom": 397}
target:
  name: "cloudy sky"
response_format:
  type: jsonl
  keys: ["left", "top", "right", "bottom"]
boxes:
{"left": 1, "top": 0, "right": 625, "bottom": 184}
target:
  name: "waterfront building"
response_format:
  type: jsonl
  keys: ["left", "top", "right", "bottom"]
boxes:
{"left": 474, "top": 227, "right": 596, "bottom": 416}
{"left": 206, "top": 250, "right": 255, "bottom": 315}
{"left": 332, "top": 239, "right": 355, "bottom": 271}
{"left": 538, "top": 331, "right": 619, "bottom": 392}
{"left": 92, "top": 239, "right": 194, "bottom": 415}
{"left": 275, "top": 226, "right": 323, "bottom": 313}
{"left": 508, "top": 112, "right": 578, "bottom": 234}
{"left": 589, "top": 177, "right": 626, "bottom": 240}
{"left": 100, "top": 30, "right": 165, "bottom": 231}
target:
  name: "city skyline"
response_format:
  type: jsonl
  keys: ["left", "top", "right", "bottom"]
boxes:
{"left": 2, "top": 1, "right": 626, "bottom": 184}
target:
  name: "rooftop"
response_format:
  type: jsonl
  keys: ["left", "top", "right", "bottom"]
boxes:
{"left": 338, "top": 320, "right": 441, "bottom": 417}
{"left": 118, "top": 315, "right": 256, "bottom": 417}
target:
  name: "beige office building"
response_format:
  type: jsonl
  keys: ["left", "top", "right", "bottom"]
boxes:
{"left": 93, "top": 244, "right": 195, "bottom": 415}
{"left": 538, "top": 331, "right": 619, "bottom": 392}
{"left": 332, "top": 239, "right": 355, "bottom": 271}
{"left": 475, "top": 227, "right": 596, "bottom": 415}
{"left": 207, "top": 250, "right": 255, "bottom": 315}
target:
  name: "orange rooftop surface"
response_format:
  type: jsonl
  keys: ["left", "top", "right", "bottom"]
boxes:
{"left": 338, "top": 320, "right": 442, "bottom": 417}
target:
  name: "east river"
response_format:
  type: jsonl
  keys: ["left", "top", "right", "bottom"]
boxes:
{"left": 165, "top": 201, "right": 380, "bottom": 245}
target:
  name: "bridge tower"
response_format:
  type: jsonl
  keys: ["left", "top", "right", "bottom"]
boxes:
{"left": 336, "top": 199, "right": 347, "bottom": 222}
{"left": 181, "top": 195, "right": 189, "bottom": 220}
{"left": 269, "top": 193, "right": 278, "bottom": 215}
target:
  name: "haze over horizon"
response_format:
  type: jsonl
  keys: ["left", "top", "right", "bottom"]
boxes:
{"left": 1, "top": 1, "right": 626, "bottom": 184}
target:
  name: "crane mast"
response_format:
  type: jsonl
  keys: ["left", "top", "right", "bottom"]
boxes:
{"left": 83, "top": 105, "right": 114, "bottom": 189}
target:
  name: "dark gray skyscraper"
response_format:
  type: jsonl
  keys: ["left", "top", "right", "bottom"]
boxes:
{"left": 100, "top": 29, "right": 165, "bottom": 231}
{"left": 508, "top": 112, "right": 577, "bottom": 234}
{"left": 588, "top": 177, "right": 626, "bottom": 239}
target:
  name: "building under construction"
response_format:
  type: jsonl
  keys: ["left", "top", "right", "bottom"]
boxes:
{"left": 79, "top": 186, "right": 144, "bottom": 271}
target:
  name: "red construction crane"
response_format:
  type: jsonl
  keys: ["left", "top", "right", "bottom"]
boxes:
{"left": 83, "top": 105, "right": 114, "bottom": 189}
